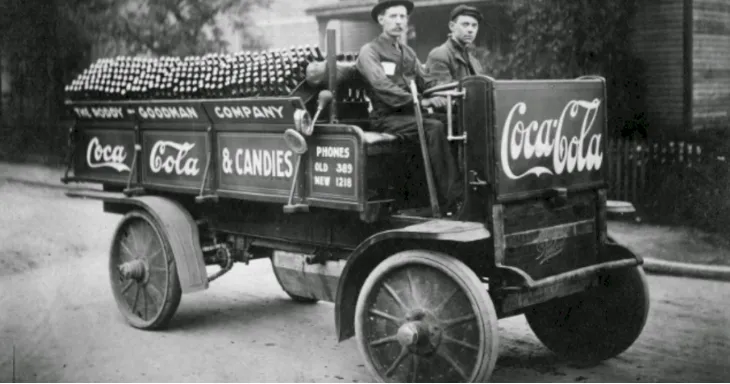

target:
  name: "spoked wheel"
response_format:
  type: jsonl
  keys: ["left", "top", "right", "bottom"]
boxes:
{"left": 525, "top": 266, "right": 650, "bottom": 363}
{"left": 355, "top": 250, "right": 499, "bottom": 383}
{"left": 270, "top": 257, "right": 319, "bottom": 304}
{"left": 109, "top": 209, "right": 182, "bottom": 330}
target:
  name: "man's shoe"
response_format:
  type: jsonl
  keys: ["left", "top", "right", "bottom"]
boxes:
{"left": 445, "top": 201, "right": 463, "bottom": 217}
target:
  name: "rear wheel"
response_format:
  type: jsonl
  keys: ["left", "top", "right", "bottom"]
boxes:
{"left": 109, "top": 210, "right": 182, "bottom": 330}
{"left": 270, "top": 257, "right": 319, "bottom": 304}
{"left": 525, "top": 266, "right": 650, "bottom": 363}
{"left": 355, "top": 250, "right": 499, "bottom": 382}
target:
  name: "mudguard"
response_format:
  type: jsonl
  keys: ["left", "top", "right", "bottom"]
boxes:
{"left": 68, "top": 190, "right": 208, "bottom": 293}
{"left": 335, "top": 219, "right": 491, "bottom": 341}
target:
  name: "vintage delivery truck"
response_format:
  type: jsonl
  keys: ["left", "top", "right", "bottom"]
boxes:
{"left": 60, "top": 31, "right": 650, "bottom": 382}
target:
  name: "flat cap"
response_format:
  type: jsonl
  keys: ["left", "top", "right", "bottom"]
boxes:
{"left": 450, "top": 5, "right": 483, "bottom": 22}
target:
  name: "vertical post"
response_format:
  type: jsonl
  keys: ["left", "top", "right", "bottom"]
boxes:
{"left": 0, "top": 49, "right": 3, "bottom": 122}
{"left": 326, "top": 28, "right": 337, "bottom": 124}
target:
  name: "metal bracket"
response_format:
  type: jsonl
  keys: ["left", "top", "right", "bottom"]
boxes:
{"left": 196, "top": 125, "right": 219, "bottom": 204}
{"left": 468, "top": 170, "right": 488, "bottom": 187}
{"left": 433, "top": 90, "right": 467, "bottom": 142}
{"left": 60, "top": 122, "right": 77, "bottom": 184}
{"left": 123, "top": 125, "right": 145, "bottom": 197}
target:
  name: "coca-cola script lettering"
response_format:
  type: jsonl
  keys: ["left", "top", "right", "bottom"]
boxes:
{"left": 501, "top": 99, "right": 603, "bottom": 180}
{"left": 149, "top": 141, "right": 200, "bottom": 176}
{"left": 86, "top": 137, "right": 130, "bottom": 172}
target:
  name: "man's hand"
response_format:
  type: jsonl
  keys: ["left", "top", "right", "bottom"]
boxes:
{"left": 421, "top": 96, "right": 448, "bottom": 109}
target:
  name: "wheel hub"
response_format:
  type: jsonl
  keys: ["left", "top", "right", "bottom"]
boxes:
{"left": 397, "top": 310, "right": 444, "bottom": 354}
{"left": 118, "top": 259, "right": 147, "bottom": 282}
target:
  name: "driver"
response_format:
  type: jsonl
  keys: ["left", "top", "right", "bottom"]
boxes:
{"left": 356, "top": 0, "right": 464, "bottom": 214}
{"left": 425, "top": 5, "right": 485, "bottom": 85}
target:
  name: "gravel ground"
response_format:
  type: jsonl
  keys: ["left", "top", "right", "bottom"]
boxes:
{"left": 0, "top": 180, "right": 729, "bottom": 382}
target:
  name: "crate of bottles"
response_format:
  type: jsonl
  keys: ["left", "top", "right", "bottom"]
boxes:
{"left": 64, "top": 46, "right": 364, "bottom": 102}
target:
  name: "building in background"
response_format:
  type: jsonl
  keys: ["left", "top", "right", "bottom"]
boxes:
{"left": 222, "top": 0, "right": 333, "bottom": 50}
{"left": 242, "top": 0, "right": 729, "bottom": 137}
{"left": 304, "top": 0, "right": 507, "bottom": 64}
{"left": 630, "top": 0, "right": 730, "bottom": 136}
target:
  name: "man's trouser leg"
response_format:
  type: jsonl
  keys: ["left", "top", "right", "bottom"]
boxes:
{"left": 373, "top": 115, "right": 463, "bottom": 206}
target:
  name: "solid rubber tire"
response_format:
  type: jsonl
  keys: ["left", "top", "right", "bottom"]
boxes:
{"left": 354, "top": 250, "right": 499, "bottom": 382}
{"left": 109, "top": 209, "right": 182, "bottom": 330}
{"left": 525, "top": 266, "right": 650, "bottom": 363}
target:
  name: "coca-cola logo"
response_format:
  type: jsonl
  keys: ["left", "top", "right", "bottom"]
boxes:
{"left": 86, "top": 137, "right": 130, "bottom": 172}
{"left": 501, "top": 99, "right": 603, "bottom": 180}
{"left": 149, "top": 140, "right": 200, "bottom": 176}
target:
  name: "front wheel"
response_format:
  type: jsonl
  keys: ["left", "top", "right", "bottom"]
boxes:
{"left": 355, "top": 250, "right": 499, "bottom": 382}
{"left": 525, "top": 266, "right": 650, "bottom": 363}
{"left": 109, "top": 209, "right": 182, "bottom": 330}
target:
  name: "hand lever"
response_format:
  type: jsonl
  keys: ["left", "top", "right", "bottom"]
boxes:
{"left": 310, "top": 90, "right": 333, "bottom": 128}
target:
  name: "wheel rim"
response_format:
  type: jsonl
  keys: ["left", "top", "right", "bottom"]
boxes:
{"left": 360, "top": 264, "right": 485, "bottom": 382}
{"left": 110, "top": 214, "right": 171, "bottom": 326}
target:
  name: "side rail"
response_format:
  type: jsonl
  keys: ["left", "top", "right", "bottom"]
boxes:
{"left": 62, "top": 97, "right": 388, "bottom": 221}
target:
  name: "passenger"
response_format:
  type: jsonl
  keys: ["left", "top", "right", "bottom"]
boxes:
{"left": 425, "top": 5, "right": 486, "bottom": 85}
{"left": 356, "top": 0, "right": 464, "bottom": 214}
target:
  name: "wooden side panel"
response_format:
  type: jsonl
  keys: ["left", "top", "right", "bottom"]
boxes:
{"left": 692, "top": 0, "right": 730, "bottom": 131}
{"left": 630, "top": 0, "right": 686, "bottom": 135}
{"left": 501, "top": 192, "right": 598, "bottom": 280}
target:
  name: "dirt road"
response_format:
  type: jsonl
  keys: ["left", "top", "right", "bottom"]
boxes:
{"left": 0, "top": 181, "right": 729, "bottom": 382}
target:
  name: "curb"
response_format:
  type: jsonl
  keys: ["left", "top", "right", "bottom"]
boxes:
{"left": 642, "top": 257, "right": 730, "bottom": 282}
{"left": 5, "top": 174, "right": 730, "bottom": 283}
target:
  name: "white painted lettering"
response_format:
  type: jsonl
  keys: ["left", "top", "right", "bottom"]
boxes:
{"left": 501, "top": 99, "right": 603, "bottom": 180}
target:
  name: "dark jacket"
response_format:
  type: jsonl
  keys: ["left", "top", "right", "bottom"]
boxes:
{"left": 356, "top": 33, "right": 438, "bottom": 119}
{"left": 425, "top": 37, "right": 484, "bottom": 85}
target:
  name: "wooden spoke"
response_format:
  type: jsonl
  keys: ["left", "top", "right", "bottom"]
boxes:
{"left": 144, "top": 287, "right": 157, "bottom": 307}
{"left": 142, "top": 286, "right": 148, "bottom": 320}
{"left": 385, "top": 346, "right": 410, "bottom": 378}
{"left": 146, "top": 247, "right": 163, "bottom": 263}
{"left": 129, "top": 225, "right": 141, "bottom": 255}
{"left": 410, "top": 355, "right": 420, "bottom": 383}
{"left": 436, "top": 348, "right": 469, "bottom": 381}
{"left": 131, "top": 284, "right": 140, "bottom": 315}
{"left": 369, "top": 309, "right": 403, "bottom": 325}
{"left": 383, "top": 282, "right": 410, "bottom": 313}
{"left": 120, "top": 280, "right": 135, "bottom": 294}
{"left": 406, "top": 269, "right": 420, "bottom": 309}
{"left": 369, "top": 335, "right": 399, "bottom": 348}
{"left": 120, "top": 240, "right": 136, "bottom": 261}
{"left": 432, "top": 287, "right": 459, "bottom": 315}
{"left": 442, "top": 314, "right": 477, "bottom": 329}
{"left": 443, "top": 334, "right": 480, "bottom": 351}
{"left": 148, "top": 265, "right": 167, "bottom": 274}
{"left": 146, "top": 283, "right": 164, "bottom": 308}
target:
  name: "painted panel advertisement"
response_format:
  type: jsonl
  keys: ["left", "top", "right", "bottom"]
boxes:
{"left": 73, "top": 128, "right": 135, "bottom": 182}
{"left": 217, "top": 132, "right": 295, "bottom": 196}
{"left": 203, "top": 97, "right": 304, "bottom": 126}
{"left": 492, "top": 80, "right": 606, "bottom": 197}
{"left": 141, "top": 131, "right": 207, "bottom": 189}
{"left": 307, "top": 136, "right": 358, "bottom": 201}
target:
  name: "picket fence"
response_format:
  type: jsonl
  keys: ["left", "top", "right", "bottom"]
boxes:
{"left": 605, "top": 138, "right": 726, "bottom": 206}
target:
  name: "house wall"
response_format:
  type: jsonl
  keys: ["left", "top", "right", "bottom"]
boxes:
{"left": 630, "top": 0, "right": 687, "bottom": 136}
{"left": 692, "top": 0, "right": 730, "bottom": 132}
{"left": 319, "top": 3, "right": 506, "bottom": 62}
{"left": 223, "top": 0, "right": 331, "bottom": 50}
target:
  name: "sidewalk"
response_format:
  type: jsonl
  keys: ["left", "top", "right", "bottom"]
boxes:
{"left": 2, "top": 160, "right": 729, "bottom": 282}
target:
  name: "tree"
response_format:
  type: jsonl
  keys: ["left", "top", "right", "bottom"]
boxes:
{"left": 100, "top": 0, "right": 271, "bottom": 57}
{"left": 484, "top": 0, "right": 647, "bottom": 139}
{"left": 0, "top": 0, "right": 272, "bottom": 160}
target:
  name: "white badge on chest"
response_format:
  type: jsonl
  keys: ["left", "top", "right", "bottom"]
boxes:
{"left": 381, "top": 61, "right": 396, "bottom": 76}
